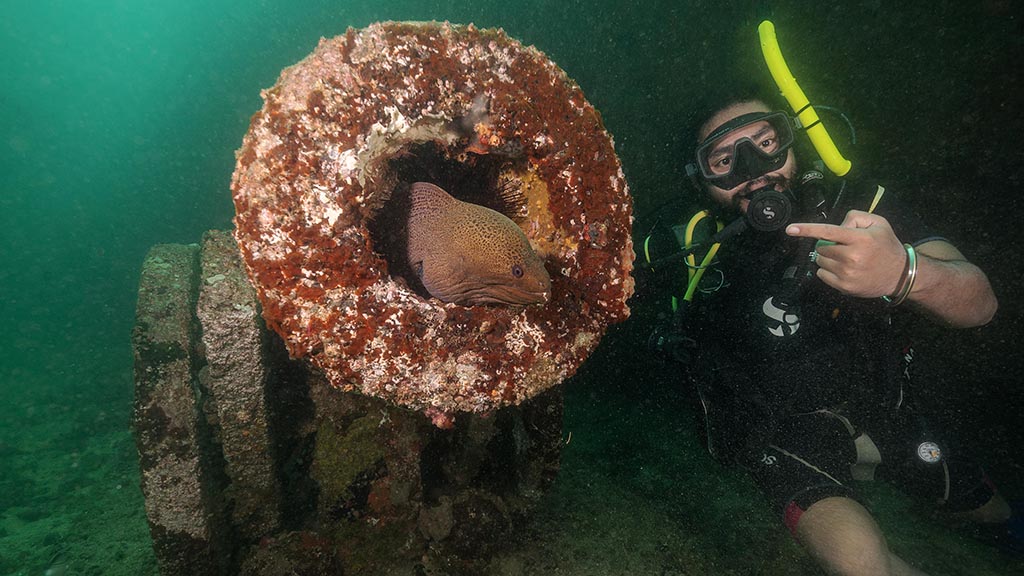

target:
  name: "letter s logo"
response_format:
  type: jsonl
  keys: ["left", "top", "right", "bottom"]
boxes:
{"left": 762, "top": 297, "right": 800, "bottom": 337}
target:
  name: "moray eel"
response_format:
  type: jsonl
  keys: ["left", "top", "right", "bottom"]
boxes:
{"left": 406, "top": 182, "right": 551, "bottom": 306}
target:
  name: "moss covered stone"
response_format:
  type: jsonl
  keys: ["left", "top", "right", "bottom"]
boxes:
{"left": 312, "top": 414, "right": 386, "bottom": 515}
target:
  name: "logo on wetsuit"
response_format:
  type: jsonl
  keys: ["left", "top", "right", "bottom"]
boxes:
{"left": 762, "top": 296, "right": 801, "bottom": 337}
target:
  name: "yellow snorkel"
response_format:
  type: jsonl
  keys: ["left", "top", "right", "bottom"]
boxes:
{"left": 758, "top": 20, "right": 852, "bottom": 177}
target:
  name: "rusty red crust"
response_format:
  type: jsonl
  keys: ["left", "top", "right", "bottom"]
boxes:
{"left": 231, "top": 21, "right": 633, "bottom": 420}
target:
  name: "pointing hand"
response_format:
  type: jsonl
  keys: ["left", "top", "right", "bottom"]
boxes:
{"left": 786, "top": 210, "right": 907, "bottom": 299}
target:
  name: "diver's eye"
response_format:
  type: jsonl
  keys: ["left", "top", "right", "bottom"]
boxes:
{"left": 760, "top": 137, "right": 777, "bottom": 152}
{"left": 511, "top": 264, "right": 524, "bottom": 278}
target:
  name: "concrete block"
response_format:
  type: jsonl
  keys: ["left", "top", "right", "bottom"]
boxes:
{"left": 197, "top": 230, "right": 281, "bottom": 539}
{"left": 132, "top": 243, "right": 231, "bottom": 575}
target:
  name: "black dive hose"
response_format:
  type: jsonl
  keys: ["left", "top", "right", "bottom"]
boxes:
{"left": 643, "top": 185, "right": 796, "bottom": 268}
{"left": 772, "top": 171, "right": 830, "bottom": 308}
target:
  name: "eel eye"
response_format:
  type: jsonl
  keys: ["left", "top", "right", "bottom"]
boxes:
{"left": 511, "top": 264, "right": 524, "bottom": 278}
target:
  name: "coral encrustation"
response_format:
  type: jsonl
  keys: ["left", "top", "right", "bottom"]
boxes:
{"left": 231, "top": 21, "right": 633, "bottom": 423}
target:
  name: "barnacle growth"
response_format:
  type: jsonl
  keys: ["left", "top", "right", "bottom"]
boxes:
{"left": 231, "top": 21, "right": 633, "bottom": 425}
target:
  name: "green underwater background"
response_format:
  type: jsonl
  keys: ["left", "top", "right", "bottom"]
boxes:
{"left": 2, "top": 0, "right": 1023, "bottom": 574}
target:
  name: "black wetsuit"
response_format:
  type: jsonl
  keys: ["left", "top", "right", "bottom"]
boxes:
{"left": 683, "top": 179, "right": 995, "bottom": 532}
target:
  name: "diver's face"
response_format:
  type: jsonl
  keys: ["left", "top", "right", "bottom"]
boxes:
{"left": 699, "top": 101, "right": 798, "bottom": 214}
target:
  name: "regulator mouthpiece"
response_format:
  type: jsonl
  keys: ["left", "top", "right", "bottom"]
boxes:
{"left": 746, "top": 187, "right": 793, "bottom": 232}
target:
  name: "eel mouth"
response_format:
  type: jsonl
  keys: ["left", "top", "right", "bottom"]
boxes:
{"left": 441, "top": 276, "right": 552, "bottom": 307}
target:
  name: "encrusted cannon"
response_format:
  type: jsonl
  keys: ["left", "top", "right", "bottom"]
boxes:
{"left": 231, "top": 20, "right": 634, "bottom": 427}
{"left": 132, "top": 21, "right": 632, "bottom": 575}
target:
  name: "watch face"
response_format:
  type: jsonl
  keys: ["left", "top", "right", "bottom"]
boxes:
{"left": 917, "top": 441, "right": 942, "bottom": 464}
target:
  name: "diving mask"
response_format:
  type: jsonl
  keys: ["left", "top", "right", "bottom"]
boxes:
{"left": 691, "top": 111, "right": 795, "bottom": 190}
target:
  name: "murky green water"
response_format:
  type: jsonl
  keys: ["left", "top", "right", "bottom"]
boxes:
{"left": 2, "top": 1, "right": 1022, "bottom": 574}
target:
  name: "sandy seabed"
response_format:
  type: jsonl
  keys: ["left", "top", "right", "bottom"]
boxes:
{"left": 1, "top": 337, "right": 1020, "bottom": 576}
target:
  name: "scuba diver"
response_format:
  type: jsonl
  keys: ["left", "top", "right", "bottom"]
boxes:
{"left": 643, "top": 21, "right": 1021, "bottom": 574}
{"left": 647, "top": 94, "right": 1016, "bottom": 576}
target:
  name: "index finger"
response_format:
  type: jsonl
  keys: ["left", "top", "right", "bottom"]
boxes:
{"left": 785, "top": 222, "right": 861, "bottom": 245}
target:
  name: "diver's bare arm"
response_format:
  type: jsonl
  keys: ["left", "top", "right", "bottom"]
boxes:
{"left": 909, "top": 240, "right": 997, "bottom": 328}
